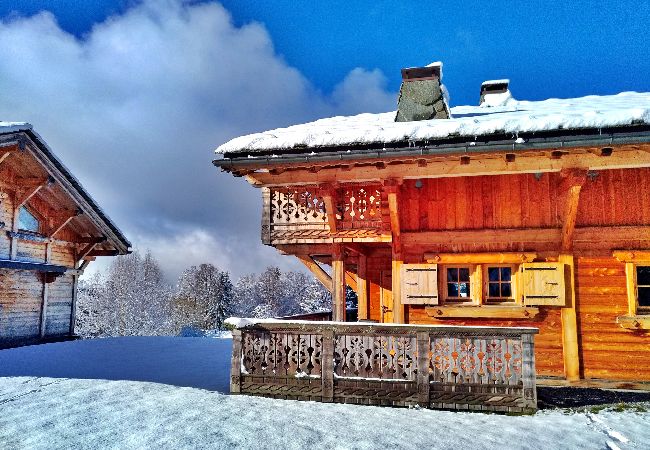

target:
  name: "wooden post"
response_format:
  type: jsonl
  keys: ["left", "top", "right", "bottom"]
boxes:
{"left": 230, "top": 329, "right": 243, "bottom": 394}
{"left": 416, "top": 331, "right": 430, "bottom": 407}
{"left": 39, "top": 277, "right": 49, "bottom": 338}
{"left": 559, "top": 253, "right": 580, "bottom": 381}
{"left": 521, "top": 332, "right": 538, "bottom": 409}
{"left": 332, "top": 244, "right": 346, "bottom": 322}
{"left": 261, "top": 187, "right": 271, "bottom": 245}
{"left": 69, "top": 274, "right": 79, "bottom": 335}
{"left": 321, "top": 185, "right": 338, "bottom": 234}
{"left": 356, "top": 254, "right": 369, "bottom": 320}
{"left": 392, "top": 249, "right": 404, "bottom": 324}
{"left": 321, "top": 329, "right": 335, "bottom": 402}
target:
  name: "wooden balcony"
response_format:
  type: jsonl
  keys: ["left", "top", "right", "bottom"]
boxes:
{"left": 230, "top": 320, "right": 538, "bottom": 413}
{"left": 262, "top": 185, "right": 391, "bottom": 245}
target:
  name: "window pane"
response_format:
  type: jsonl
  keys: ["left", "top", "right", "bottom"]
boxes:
{"left": 488, "top": 283, "right": 500, "bottom": 297}
{"left": 637, "top": 266, "right": 650, "bottom": 286}
{"left": 501, "top": 267, "right": 512, "bottom": 282}
{"left": 459, "top": 268, "right": 470, "bottom": 282}
{"left": 448, "top": 283, "right": 459, "bottom": 297}
{"left": 488, "top": 267, "right": 500, "bottom": 282}
{"left": 447, "top": 268, "right": 458, "bottom": 282}
{"left": 459, "top": 282, "right": 470, "bottom": 297}
{"left": 18, "top": 207, "right": 39, "bottom": 233}
{"left": 638, "top": 287, "right": 650, "bottom": 307}
{"left": 502, "top": 282, "right": 512, "bottom": 298}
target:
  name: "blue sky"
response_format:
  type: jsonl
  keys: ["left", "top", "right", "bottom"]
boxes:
{"left": 0, "top": 0, "right": 648, "bottom": 279}
{"left": 2, "top": 0, "right": 649, "bottom": 105}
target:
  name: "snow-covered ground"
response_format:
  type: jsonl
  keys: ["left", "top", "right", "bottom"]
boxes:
{"left": 1, "top": 338, "right": 649, "bottom": 450}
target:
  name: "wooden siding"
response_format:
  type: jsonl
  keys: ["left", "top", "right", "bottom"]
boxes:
{"left": 45, "top": 275, "right": 74, "bottom": 336}
{"left": 0, "top": 269, "right": 42, "bottom": 340}
{"left": 575, "top": 257, "right": 650, "bottom": 381}
{"left": 400, "top": 169, "right": 650, "bottom": 233}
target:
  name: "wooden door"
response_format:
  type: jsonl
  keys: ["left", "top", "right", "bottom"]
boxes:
{"left": 380, "top": 270, "right": 393, "bottom": 323}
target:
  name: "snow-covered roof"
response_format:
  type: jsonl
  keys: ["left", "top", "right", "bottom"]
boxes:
{"left": 0, "top": 121, "right": 32, "bottom": 134}
{"left": 481, "top": 79, "right": 510, "bottom": 86}
{"left": 216, "top": 91, "right": 650, "bottom": 155}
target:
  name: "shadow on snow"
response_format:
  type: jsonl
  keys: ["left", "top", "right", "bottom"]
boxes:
{"left": 0, "top": 336, "right": 232, "bottom": 393}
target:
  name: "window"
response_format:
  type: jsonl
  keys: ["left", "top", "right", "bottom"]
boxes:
{"left": 636, "top": 265, "right": 650, "bottom": 313}
{"left": 485, "top": 266, "right": 514, "bottom": 303}
{"left": 17, "top": 206, "right": 40, "bottom": 233}
{"left": 444, "top": 266, "right": 472, "bottom": 303}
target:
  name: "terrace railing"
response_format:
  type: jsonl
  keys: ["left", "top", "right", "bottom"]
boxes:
{"left": 230, "top": 320, "right": 538, "bottom": 413}
{"left": 262, "top": 186, "right": 390, "bottom": 245}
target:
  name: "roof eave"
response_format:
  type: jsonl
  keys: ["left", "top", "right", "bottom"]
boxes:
{"left": 3, "top": 130, "right": 132, "bottom": 254}
{"left": 214, "top": 124, "right": 650, "bottom": 170}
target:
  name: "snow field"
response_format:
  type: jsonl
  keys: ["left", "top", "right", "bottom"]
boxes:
{"left": 1, "top": 338, "right": 649, "bottom": 450}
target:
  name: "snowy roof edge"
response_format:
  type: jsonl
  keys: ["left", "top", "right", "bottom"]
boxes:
{"left": 215, "top": 91, "right": 650, "bottom": 156}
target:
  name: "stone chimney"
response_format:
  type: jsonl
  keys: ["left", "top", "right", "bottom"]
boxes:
{"left": 395, "top": 62, "right": 450, "bottom": 122}
{"left": 479, "top": 79, "right": 510, "bottom": 106}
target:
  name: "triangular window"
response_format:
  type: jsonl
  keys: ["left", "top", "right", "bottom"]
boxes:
{"left": 18, "top": 206, "right": 40, "bottom": 233}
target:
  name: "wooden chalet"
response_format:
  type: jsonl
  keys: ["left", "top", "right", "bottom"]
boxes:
{"left": 215, "top": 64, "right": 650, "bottom": 388}
{"left": 0, "top": 123, "right": 130, "bottom": 347}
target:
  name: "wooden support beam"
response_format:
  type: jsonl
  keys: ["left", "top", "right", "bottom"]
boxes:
{"left": 559, "top": 253, "right": 580, "bottom": 382}
{"left": 76, "top": 243, "right": 97, "bottom": 267}
{"left": 559, "top": 169, "right": 587, "bottom": 252}
{"left": 296, "top": 254, "right": 333, "bottom": 292}
{"left": 242, "top": 147, "right": 650, "bottom": 187}
{"left": 424, "top": 252, "right": 537, "bottom": 264}
{"left": 76, "top": 236, "right": 107, "bottom": 244}
{"left": 47, "top": 210, "right": 82, "bottom": 238}
{"left": 0, "top": 151, "right": 12, "bottom": 166}
{"left": 320, "top": 185, "right": 338, "bottom": 234}
{"left": 69, "top": 274, "right": 79, "bottom": 335}
{"left": 332, "top": 244, "right": 346, "bottom": 322}
{"left": 356, "top": 254, "right": 369, "bottom": 320}
{"left": 385, "top": 182, "right": 402, "bottom": 249}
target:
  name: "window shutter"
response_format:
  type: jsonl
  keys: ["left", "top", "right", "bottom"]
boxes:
{"left": 522, "top": 263, "right": 566, "bottom": 306}
{"left": 401, "top": 264, "right": 438, "bottom": 305}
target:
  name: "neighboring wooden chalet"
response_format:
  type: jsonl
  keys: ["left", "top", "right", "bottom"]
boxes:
{"left": 0, "top": 123, "right": 130, "bottom": 347}
{"left": 215, "top": 64, "right": 650, "bottom": 386}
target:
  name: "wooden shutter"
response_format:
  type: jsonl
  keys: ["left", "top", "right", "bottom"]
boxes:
{"left": 400, "top": 264, "right": 438, "bottom": 305}
{"left": 521, "top": 263, "right": 566, "bottom": 306}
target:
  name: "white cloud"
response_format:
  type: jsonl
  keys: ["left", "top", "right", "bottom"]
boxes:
{"left": 0, "top": 0, "right": 396, "bottom": 281}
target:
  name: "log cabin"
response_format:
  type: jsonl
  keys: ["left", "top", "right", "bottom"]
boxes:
{"left": 0, "top": 123, "right": 130, "bottom": 347}
{"left": 214, "top": 63, "right": 650, "bottom": 387}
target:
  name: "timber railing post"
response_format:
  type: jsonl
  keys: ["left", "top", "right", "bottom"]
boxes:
{"left": 416, "top": 331, "right": 430, "bottom": 407}
{"left": 521, "top": 332, "right": 537, "bottom": 409}
{"left": 261, "top": 187, "right": 271, "bottom": 245}
{"left": 321, "top": 329, "right": 335, "bottom": 402}
{"left": 230, "top": 329, "right": 243, "bottom": 394}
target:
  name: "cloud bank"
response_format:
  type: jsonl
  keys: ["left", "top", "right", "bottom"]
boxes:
{"left": 0, "top": 0, "right": 396, "bottom": 279}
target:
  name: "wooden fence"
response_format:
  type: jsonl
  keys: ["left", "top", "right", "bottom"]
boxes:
{"left": 230, "top": 320, "right": 538, "bottom": 413}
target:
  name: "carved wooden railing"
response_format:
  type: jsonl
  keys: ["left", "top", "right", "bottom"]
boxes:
{"left": 262, "top": 186, "right": 388, "bottom": 245}
{"left": 230, "top": 320, "right": 538, "bottom": 412}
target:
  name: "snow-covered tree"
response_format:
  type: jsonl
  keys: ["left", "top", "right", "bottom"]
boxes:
{"left": 75, "top": 250, "right": 174, "bottom": 337}
{"left": 173, "top": 263, "right": 233, "bottom": 330}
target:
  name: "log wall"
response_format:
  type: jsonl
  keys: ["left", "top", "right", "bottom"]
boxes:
{"left": 359, "top": 168, "right": 650, "bottom": 382}
{"left": 0, "top": 193, "right": 78, "bottom": 345}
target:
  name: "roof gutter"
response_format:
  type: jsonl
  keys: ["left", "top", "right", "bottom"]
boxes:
{"left": 214, "top": 126, "right": 650, "bottom": 170}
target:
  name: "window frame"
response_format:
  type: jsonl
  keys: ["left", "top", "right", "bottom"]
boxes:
{"left": 438, "top": 263, "right": 523, "bottom": 306}
{"left": 440, "top": 265, "right": 477, "bottom": 305}
{"left": 634, "top": 264, "right": 650, "bottom": 315}
{"left": 483, "top": 264, "right": 518, "bottom": 305}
